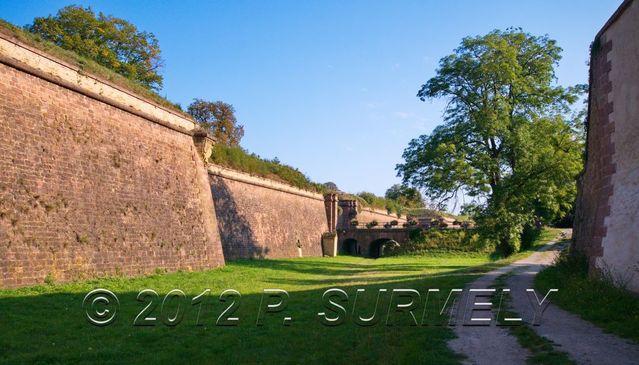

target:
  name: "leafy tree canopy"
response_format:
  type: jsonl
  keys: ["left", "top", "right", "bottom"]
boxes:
{"left": 187, "top": 99, "right": 245, "bottom": 146}
{"left": 323, "top": 182, "right": 340, "bottom": 192}
{"left": 27, "top": 5, "right": 164, "bottom": 91}
{"left": 385, "top": 184, "right": 425, "bottom": 209}
{"left": 356, "top": 192, "right": 404, "bottom": 216}
{"left": 397, "top": 29, "right": 585, "bottom": 254}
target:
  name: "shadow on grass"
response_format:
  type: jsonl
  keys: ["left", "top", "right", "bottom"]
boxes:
{"left": 0, "top": 257, "right": 521, "bottom": 365}
{"left": 231, "top": 256, "right": 497, "bottom": 276}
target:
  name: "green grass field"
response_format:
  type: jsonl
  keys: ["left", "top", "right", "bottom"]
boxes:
{"left": 0, "top": 230, "right": 562, "bottom": 364}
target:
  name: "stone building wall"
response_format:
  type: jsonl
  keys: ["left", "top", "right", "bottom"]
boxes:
{"left": 0, "top": 25, "right": 410, "bottom": 287}
{"left": 208, "top": 165, "right": 327, "bottom": 260}
{"left": 337, "top": 199, "right": 406, "bottom": 228}
{"left": 356, "top": 208, "right": 406, "bottom": 227}
{"left": 0, "top": 33, "right": 224, "bottom": 287}
{"left": 574, "top": 0, "right": 639, "bottom": 293}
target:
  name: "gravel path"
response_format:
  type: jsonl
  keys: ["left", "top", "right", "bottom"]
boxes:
{"left": 447, "top": 254, "right": 532, "bottom": 365}
{"left": 448, "top": 230, "right": 639, "bottom": 364}
{"left": 507, "top": 242, "right": 639, "bottom": 364}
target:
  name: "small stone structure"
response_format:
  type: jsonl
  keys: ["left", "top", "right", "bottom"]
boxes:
{"left": 337, "top": 228, "right": 411, "bottom": 258}
{"left": 573, "top": 0, "right": 639, "bottom": 293}
{"left": 336, "top": 199, "right": 407, "bottom": 228}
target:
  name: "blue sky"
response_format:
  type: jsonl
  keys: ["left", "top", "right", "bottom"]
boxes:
{"left": 0, "top": 0, "right": 622, "bottom": 200}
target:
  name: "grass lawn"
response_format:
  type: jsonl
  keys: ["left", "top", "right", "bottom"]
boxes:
{"left": 0, "top": 229, "right": 562, "bottom": 364}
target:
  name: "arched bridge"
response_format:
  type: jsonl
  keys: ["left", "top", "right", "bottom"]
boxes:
{"left": 337, "top": 228, "right": 412, "bottom": 258}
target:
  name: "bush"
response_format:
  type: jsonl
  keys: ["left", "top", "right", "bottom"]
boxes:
{"left": 409, "top": 228, "right": 423, "bottom": 240}
{"left": 366, "top": 220, "right": 379, "bottom": 229}
{"left": 521, "top": 224, "right": 542, "bottom": 250}
{"left": 44, "top": 272, "right": 55, "bottom": 285}
{"left": 474, "top": 209, "right": 529, "bottom": 256}
{"left": 388, "top": 229, "right": 493, "bottom": 255}
{"left": 355, "top": 191, "right": 404, "bottom": 216}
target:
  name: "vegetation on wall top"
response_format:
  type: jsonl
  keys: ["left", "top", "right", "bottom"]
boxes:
{"left": 27, "top": 5, "right": 164, "bottom": 91}
{"left": 209, "top": 144, "right": 327, "bottom": 193}
{"left": 208, "top": 144, "right": 411, "bottom": 217}
{"left": 188, "top": 99, "right": 245, "bottom": 146}
{"left": 357, "top": 192, "right": 404, "bottom": 216}
{"left": 335, "top": 192, "right": 404, "bottom": 216}
{"left": 0, "top": 18, "right": 184, "bottom": 113}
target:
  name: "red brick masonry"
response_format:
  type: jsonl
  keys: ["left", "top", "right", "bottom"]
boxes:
{"left": 0, "top": 61, "right": 225, "bottom": 287}
{"left": 572, "top": 37, "right": 616, "bottom": 269}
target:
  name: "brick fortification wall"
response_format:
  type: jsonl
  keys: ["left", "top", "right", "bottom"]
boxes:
{"left": 356, "top": 208, "right": 406, "bottom": 226}
{"left": 0, "top": 33, "right": 224, "bottom": 287}
{"left": 208, "top": 166, "right": 327, "bottom": 260}
{"left": 337, "top": 200, "right": 406, "bottom": 229}
{"left": 573, "top": 0, "right": 639, "bottom": 293}
{"left": 0, "top": 27, "right": 401, "bottom": 286}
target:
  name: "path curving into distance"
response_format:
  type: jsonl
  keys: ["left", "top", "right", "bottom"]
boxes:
{"left": 448, "top": 230, "right": 639, "bottom": 364}
{"left": 506, "top": 240, "right": 639, "bottom": 364}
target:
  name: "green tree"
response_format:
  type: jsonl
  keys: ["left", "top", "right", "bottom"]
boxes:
{"left": 187, "top": 99, "right": 245, "bottom": 146}
{"left": 385, "top": 184, "right": 425, "bottom": 208}
{"left": 322, "top": 182, "right": 339, "bottom": 192}
{"left": 27, "top": 5, "right": 163, "bottom": 90}
{"left": 357, "top": 192, "right": 379, "bottom": 205}
{"left": 357, "top": 191, "right": 404, "bottom": 216}
{"left": 397, "top": 29, "right": 584, "bottom": 254}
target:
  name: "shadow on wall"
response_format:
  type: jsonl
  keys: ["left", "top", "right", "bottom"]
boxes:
{"left": 340, "top": 238, "right": 359, "bottom": 255}
{"left": 209, "top": 176, "right": 270, "bottom": 260}
{"left": 369, "top": 239, "right": 394, "bottom": 258}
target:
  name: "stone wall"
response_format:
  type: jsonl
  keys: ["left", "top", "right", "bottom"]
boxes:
{"left": 574, "top": 0, "right": 639, "bottom": 293}
{"left": 0, "top": 27, "right": 411, "bottom": 287}
{"left": 337, "top": 199, "right": 406, "bottom": 228}
{"left": 208, "top": 165, "right": 327, "bottom": 260}
{"left": 338, "top": 228, "right": 411, "bottom": 258}
{"left": 357, "top": 208, "right": 406, "bottom": 227}
{"left": 0, "top": 33, "right": 225, "bottom": 287}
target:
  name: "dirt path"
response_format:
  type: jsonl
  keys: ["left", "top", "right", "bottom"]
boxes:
{"left": 447, "top": 253, "right": 533, "bottom": 364}
{"left": 448, "top": 231, "right": 639, "bottom": 364}
{"left": 506, "top": 242, "right": 639, "bottom": 364}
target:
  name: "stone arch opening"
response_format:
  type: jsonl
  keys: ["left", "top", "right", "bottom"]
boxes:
{"left": 369, "top": 239, "right": 398, "bottom": 258}
{"left": 341, "top": 238, "right": 358, "bottom": 255}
